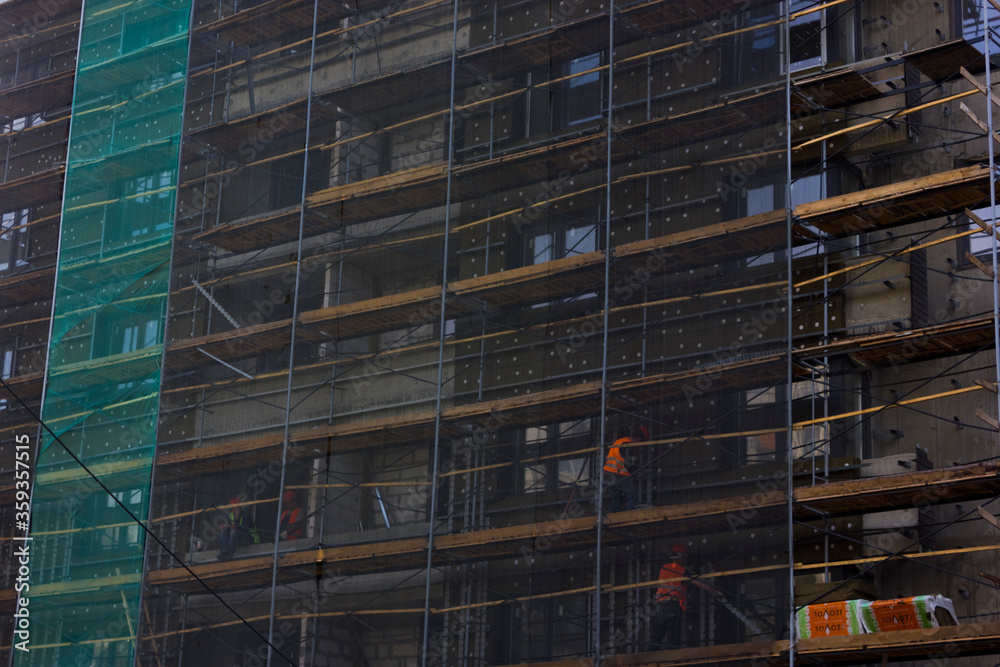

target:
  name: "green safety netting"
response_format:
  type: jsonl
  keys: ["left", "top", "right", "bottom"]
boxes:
{"left": 17, "top": 0, "right": 191, "bottom": 664}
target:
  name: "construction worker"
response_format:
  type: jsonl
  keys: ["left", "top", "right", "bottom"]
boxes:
{"left": 647, "top": 543, "right": 719, "bottom": 651}
{"left": 218, "top": 497, "right": 260, "bottom": 561}
{"left": 604, "top": 426, "right": 648, "bottom": 512}
{"left": 279, "top": 490, "right": 304, "bottom": 541}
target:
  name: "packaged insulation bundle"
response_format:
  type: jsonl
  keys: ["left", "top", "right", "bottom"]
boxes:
{"left": 795, "top": 600, "right": 867, "bottom": 639}
{"left": 860, "top": 595, "right": 958, "bottom": 632}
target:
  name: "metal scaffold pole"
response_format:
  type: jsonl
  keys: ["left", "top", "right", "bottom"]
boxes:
{"left": 784, "top": 1, "right": 796, "bottom": 664}
{"left": 594, "top": 1, "right": 615, "bottom": 661}
{"left": 422, "top": 2, "right": 461, "bottom": 666}
{"left": 266, "top": 0, "right": 321, "bottom": 662}
{"left": 985, "top": 0, "right": 1000, "bottom": 434}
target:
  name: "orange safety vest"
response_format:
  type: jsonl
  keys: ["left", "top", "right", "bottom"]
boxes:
{"left": 655, "top": 562, "right": 688, "bottom": 610}
{"left": 280, "top": 506, "right": 303, "bottom": 540}
{"left": 603, "top": 437, "right": 631, "bottom": 476}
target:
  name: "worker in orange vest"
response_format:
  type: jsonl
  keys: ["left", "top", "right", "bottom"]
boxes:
{"left": 279, "top": 490, "right": 304, "bottom": 541}
{"left": 604, "top": 426, "right": 648, "bottom": 512}
{"left": 647, "top": 544, "right": 719, "bottom": 651}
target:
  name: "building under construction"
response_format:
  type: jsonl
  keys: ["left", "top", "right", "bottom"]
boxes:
{"left": 4, "top": 0, "right": 1000, "bottom": 665}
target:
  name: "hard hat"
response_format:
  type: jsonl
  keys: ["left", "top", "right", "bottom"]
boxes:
{"left": 229, "top": 497, "right": 241, "bottom": 505}
{"left": 634, "top": 426, "right": 651, "bottom": 440}
{"left": 283, "top": 490, "right": 297, "bottom": 503}
{"left": 669, "top": 543, "right": 687, "bottom": 554}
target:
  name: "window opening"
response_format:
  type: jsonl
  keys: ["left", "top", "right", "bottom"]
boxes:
{"left": 0, "top": 340, "right": 14, "bottom": 412}
{"left": 558, "top": 53, "right": 602, "bottom": 127}
{"left": 744, "top": 172, "right": 827, "bottom": 266}
{"left": 521, "top": 421, "right": 592, "bottom": 493}
{"left": 0, "top": 208, "right": 30, "bottom": 272}
{"left": 961, "top": 207, "right": 997, "bottom": 261}
{"left": 528, "top": 224, "right": 597, "bottom": 265}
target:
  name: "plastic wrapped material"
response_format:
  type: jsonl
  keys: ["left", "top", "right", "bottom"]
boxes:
{"left": 861, "top": 595, "right": 959, "bottom": 632}
{"left": 797, "top": 595, "right": 959, "bottom": 641}
{"left": 17, "top": 0, "right": 192, "bottom": 665}
{"left": 796, "top": 600, "right": 868, "bottom": 639}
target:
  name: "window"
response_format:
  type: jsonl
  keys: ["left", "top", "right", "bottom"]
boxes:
{"left": 960, "top": 207, "right": 997, "bottom": 263}
{"left": 530, "top": 232, "right": 554, "bottom": 265}
{"left": 0, "top": 209, "right": 30, "bottom": 272}
{"left": 745, "top": 183, "right": 777, "bottom": 218}
{"left": 1, "top": 113, "right": 44, "bottom": 133}
{"left": 1, "top": 343, "right": 13, "bottom": 378}
{"left": 528, "top": 224, "right": 597, "bottom": 265}
{"left": 527, "top": 224, "right": 598, "bottom": 306}
{"left": 523, "top": 463, "right": 547, "bottom": 492}
{"left": 792, "top": 0, "right": 855, "bottom": 70}
{"left": 132, "top": 170, "right": 175, "bottom": 231}
{"left": 522, "top": 457, "right": 592, "bottom": 491}
{"left": 743, "top": 386, "right": 781, "bottom": 462}
{"left": 0, "top": 340, "right": 14, "bottom": 413}
{"left": 789, "top": 0, "right": 823, "bottom": 71}
{"left": 959, "top": 0, "right": 1000, "bottom": 46}
{"left": 743, "top": 172, "right": 823, "bottom": 219}
{"left": 144, "top": 69, "right": 183, "bottom": 94}
{"left": 106, "top": 171, "right": 174, "bottom": 250}
{"left": 120, "top": 320, "right": 159, "bottom": 355}
{"left": 556, "top": 54, "right": 603, "bottom": 127}
{"left": 96, "top": 317, "right": 160, "bottom": 358}
{"left": 97, "top": 489, "right": 144, "bottom": 549}
{"left": 557, "top": 457, "right": 589, "bottom": 486}
{"left": 521, "top": 421, "right": 592, "bottom": 493}
{"left": 733, "top": 2, "right": 855, "bottom": 84}
{"left": 744, "top": 172, "right": 828, "bottom": 266}
{"left": 733, "top": 5, "right": 781, "bottom": 84}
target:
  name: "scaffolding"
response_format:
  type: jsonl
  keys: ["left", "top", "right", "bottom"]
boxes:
{"left": 4, "top": 0, "right": 1000, "bottom": 666}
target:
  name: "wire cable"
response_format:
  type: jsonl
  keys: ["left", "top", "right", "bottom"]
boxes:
{"left": 0, "top": 374, "right": 298, "bottom": 667}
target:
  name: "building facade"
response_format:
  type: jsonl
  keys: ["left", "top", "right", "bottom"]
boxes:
{"left": 3, "top": 0, "right": 1000, "bottom": 665}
